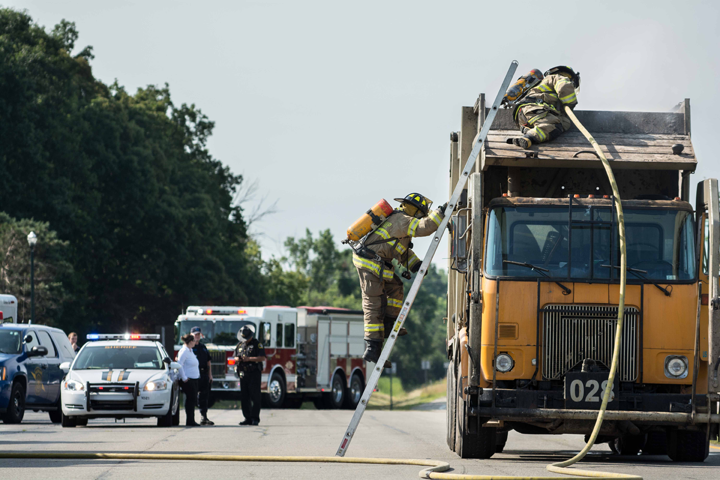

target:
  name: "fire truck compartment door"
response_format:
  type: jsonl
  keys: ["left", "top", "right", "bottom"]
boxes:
{"left": 348, "top": 322, "right": 364, "bottom": 356}
{"left": 317, "top": 319, "right": 330, "bottom": 387}
{"left": 330, "top": 320, "right": 349, "bottom": 356}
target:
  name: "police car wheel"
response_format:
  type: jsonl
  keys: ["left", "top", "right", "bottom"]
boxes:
{"left": 158, "top": 391, "right": 177, "bottom": 427}
{"left": 76, "top": 417, "right": 88, "bottom": 426}
{"left": 3, "top": 382, "right": 25, "bottom": 424}
{"left": 61, "top": 412, "right": 77, "bottom": 428}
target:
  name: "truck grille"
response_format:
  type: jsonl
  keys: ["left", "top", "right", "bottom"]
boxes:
{"left": 542, "top": 305, "right": 639, "bottom": 382}
{"left": 209, "top": 349, "right": 228, "bottom": 377}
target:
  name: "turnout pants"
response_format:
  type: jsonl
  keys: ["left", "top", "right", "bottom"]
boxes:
{"left": 198, "top": 371, "right": 211, "bottom": 417}
{"left": 517, "top": 105, "right": 572, "bottom": 144}
{"left": 357, "top": 267, "right": 404, "bottom": 341}
{"left": 182, "top": 378, "right": 199, "bottom": 425}
{"left": 240, "top": 369, "right": 262, "bottom": 422}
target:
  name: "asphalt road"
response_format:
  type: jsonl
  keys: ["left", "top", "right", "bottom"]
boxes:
{"left": 1, "top": 408, "right": 718, "bottom": 479}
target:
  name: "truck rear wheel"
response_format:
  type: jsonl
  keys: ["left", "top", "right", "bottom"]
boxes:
{"left": 343, "top": 374, "right": 363, "bottom": 410}
{"left": 642, "top": 431, "right": 668, "bottom": 455}
{"left": 667, "top": 429, "right": 709, "bottom": 462}
{"left": 495, "top": 430, "right": 508, "bottom": 453}
{"left": 327, "top": 373, "right": 346, "bottom": 409}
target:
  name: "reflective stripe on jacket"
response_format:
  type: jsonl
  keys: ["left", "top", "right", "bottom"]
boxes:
{"left": 354, "top": 209, "right": 443, "bottom": 279}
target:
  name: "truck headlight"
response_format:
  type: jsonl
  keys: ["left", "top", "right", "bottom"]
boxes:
{"left": 664, "top": 355, "right": 688, "bottom": 379}
{"left": 144, "top": 380, "right": 167, "bottom": 391}
{"left": 64, "top": 379, "right": 85, "bottom": 391}
{"left": 495, "top": 353, "right": 514, "bottom": 373}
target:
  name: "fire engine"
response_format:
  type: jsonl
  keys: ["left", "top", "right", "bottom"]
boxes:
{"left": 174, "top": 306, "right": 368, "bottom": 409}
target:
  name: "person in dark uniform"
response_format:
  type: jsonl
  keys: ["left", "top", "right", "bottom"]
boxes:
{"left": 234, "top": 326, "right": 266, "bottom": 426}
{"left": 191, "top": 326, "right": 214, "bottom": 426}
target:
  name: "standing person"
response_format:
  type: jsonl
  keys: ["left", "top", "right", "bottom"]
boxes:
{"left": 234, "top": 326, "right": 266, "bottom": 426}
{"left": 177, "top": 334, "right": 201, "bottom": 427}
{"left": 191, "top": 326, "right": 214, "bottom": 426}
{"left": 504, "top": 66, "right": 581, "bottom": 149}
{"left": 352, "top": 193, "right": 445, "bottom": 365}
{"left": 68, "top": 332, "right": 80, "bottom": 353}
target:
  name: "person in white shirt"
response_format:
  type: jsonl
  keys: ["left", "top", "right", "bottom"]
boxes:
{"left": 177, "top": 334, "right": 201, "bottom": 426}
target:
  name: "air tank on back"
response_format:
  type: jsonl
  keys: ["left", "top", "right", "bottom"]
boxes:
{"left": 346, "top": 199, "right": 394, "bottom": 242}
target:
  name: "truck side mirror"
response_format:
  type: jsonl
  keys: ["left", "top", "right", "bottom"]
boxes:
{"left": 27, "top": 345, "right": 48, "bottom": 357}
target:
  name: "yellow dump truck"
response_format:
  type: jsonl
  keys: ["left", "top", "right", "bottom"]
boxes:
{"left": 445, "top": 97, "right": 720, "bottom": 461}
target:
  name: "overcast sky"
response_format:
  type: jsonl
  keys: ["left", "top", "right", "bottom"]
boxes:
{"left": 5, "top": 0, "right": 720, "bottom": 266}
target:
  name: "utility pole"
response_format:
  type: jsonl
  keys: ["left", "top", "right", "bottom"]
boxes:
{"left": 27, "top": 232, "right": 37, "bottom": 323}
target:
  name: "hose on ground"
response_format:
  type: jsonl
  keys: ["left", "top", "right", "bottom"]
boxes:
{"left": 0, "top": 107, "right": 634, "bottom": 480}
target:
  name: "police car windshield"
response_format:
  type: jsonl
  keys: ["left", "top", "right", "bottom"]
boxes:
{"left": 74, "top": 345, "right": 164, "bottom": 370}
{"left": 0, "top": 329, "right": 22, "bottom": 354}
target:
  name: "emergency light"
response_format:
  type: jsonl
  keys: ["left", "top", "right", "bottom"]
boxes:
{"left": 86, "top": 333, "right": 161, "bottom": 341}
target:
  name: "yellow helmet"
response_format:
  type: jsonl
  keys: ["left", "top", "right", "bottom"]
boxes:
{"left": 394, "top": 193, "right": 432, "bottom": 217}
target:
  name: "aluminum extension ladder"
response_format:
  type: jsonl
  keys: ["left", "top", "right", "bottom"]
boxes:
{"left": 336, "top": 60, "right": 519, "bottom": 457}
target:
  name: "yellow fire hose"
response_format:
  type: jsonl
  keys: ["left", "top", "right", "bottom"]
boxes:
{"left": 0, "top": 108, "right": 636, "bottom": 479}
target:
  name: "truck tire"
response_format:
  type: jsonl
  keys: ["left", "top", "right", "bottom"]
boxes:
{"left": 313, "top": 397, "right": 328, "bottom": 410}
{"left": 327, "top": 373, "right": 346, "bottom": 409}
{"left": 641, "top": 431, "right": 667, "bottom": 455}
{"left": 3, "top": 382, "right": 26, "bottom": 424}
{"left": 668, "top": 429, "right": 709, "bottom": 462}
{"left": 446, "top": 361, "right": 457, "bottom": 452}
{"left": 495, "top": 430, "right": 508, "bottom": 453}
{"left": 343, "top": 374, "right": 364, "bottom": 409}
{"left": 265, "top": 371, "right": 286, "bottom": 409}
{"left": 455, "top": 377, "right": 496, "bottom": 459}
{"left": 612, "top": 434, "right": 646, "bottom": 456}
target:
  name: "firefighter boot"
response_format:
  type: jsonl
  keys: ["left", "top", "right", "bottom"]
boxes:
{"left": 512, "top": 136, "right": 533, "bottom": 149}
{"left": 363, "top": 339, "right": 391, "bottom": 369}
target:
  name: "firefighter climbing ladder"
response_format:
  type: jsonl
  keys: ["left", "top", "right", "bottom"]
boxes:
{"left": 336, "top": 60, "right": 519, "bottom": 457}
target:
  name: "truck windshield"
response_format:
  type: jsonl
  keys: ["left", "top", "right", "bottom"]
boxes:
{"left": 0, "top": 329, "right": 22, "bottom": 354}
{"left": 485, "top": 206, "right": 696, "bottom": 281}
{"left": 175, "top": 320, "right": 257, "bottom": 346}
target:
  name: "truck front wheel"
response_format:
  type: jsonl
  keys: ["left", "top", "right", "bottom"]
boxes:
{"left": 667, "top": 429, "right": 709, "bottom": 462}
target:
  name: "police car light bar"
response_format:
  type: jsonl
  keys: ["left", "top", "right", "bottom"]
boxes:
{"left": 86, "top": 333, "right": 161, "bottom": 341}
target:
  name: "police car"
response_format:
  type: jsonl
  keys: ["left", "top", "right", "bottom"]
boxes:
{"left": 60, "top": 334, "right": 180, "bottom": 427}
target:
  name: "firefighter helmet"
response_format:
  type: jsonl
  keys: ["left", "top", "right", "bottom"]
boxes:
{"left": 544, "top": 66, "right": 580, "bottom": 89}
{"left": 394, "top": 193, "right": 431, "bottom": 217}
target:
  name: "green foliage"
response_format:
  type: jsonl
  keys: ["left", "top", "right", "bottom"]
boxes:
{"left": 0, "top": 213, "right": 73, "bottom": 323}
{"left": 0, "top": 9, "right": 262, "bottom": 333}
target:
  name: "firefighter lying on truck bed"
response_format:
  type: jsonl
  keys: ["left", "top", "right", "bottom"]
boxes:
{"left": 351, "top": 193, "right": 446, "bottom": 365}
{"left": 503, "top": 65, "right": 581, "bottom": 149}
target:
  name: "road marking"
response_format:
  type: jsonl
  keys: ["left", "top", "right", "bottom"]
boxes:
{"left": 710, "top": 444, "right": 720, "bottom": 451}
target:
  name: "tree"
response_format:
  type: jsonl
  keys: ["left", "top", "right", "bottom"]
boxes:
{"left": 0, "top": 213, "right": 73, "bottom": 324}
{"left": 0, "top": 9, "right": 262, "bottom": 334}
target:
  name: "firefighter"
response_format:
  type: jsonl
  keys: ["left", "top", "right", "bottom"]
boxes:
{"left": 234, "top": 326, "right": 266, "bottom": 426}
{"left": 506, "top": 66, "right": 580, "bottom": 149}
{"left": 353, "top": 193, "right": 446, "bottom": 365}
{"left": 191, "top": 326, "right": 214, "bottom": 426}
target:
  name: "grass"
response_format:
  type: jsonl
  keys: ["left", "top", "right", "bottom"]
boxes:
{"left": 206, "top": 376, "right": 448, "bottom": 411}
{"left": 367, "top": 377, "right": 446, "bottom": 410}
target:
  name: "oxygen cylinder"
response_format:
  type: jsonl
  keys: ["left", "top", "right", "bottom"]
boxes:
{"left": 346, "top": 199, "right": 394, "bottom": 242}
{"left": 502, "top": 68, "right": 544, "bottom": 105}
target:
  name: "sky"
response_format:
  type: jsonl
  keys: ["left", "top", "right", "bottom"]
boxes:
{"left": 4, "top": 0, "right": 720, "bottom": 266}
